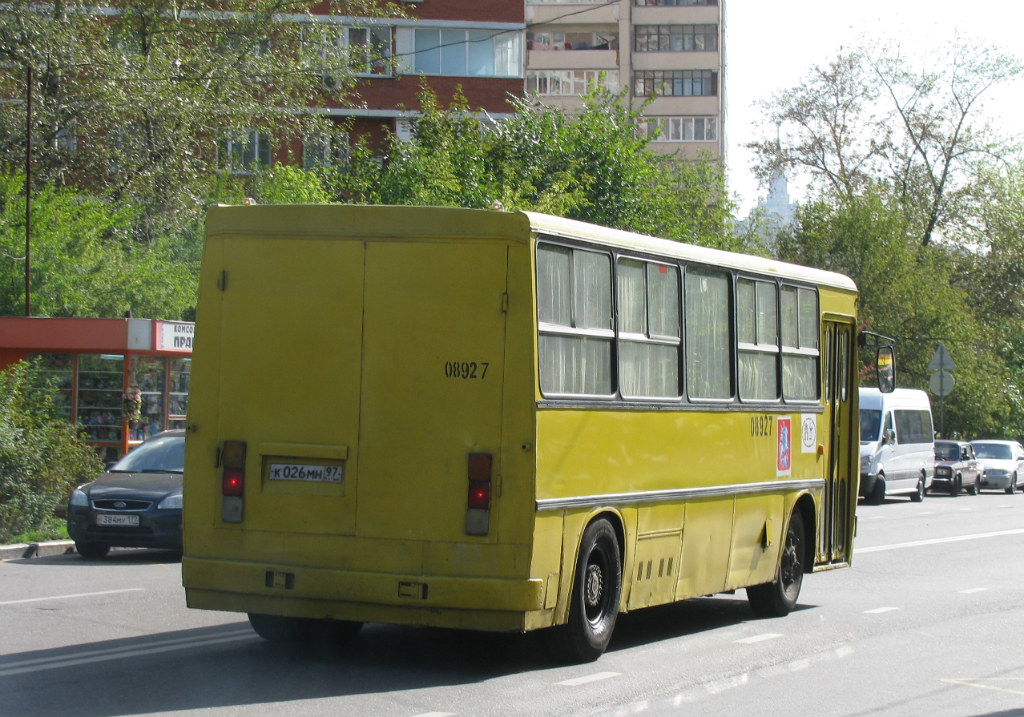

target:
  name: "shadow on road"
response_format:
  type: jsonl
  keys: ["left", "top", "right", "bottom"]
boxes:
{"left": 0, "top": 594, "right": 792, "bottom": 716}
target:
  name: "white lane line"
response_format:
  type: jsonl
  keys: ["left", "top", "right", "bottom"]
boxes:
{"left": 0, "top": 588, "right": 145, "bottom": 606}
{"left": 960, "top": 587, "right": 988, "bottom": 594}
{"left": 0, "top": 629, "right": 253, "bottom": 677}
{"left": 857, "top": 528, "right": 1024, "bottom": 554}
{"left": 410, "top": 713, "right": 457, "bottom": 717}
{"left": 864, "top": 607, "right": 899, "bottom": 614}
{"left": 558, "top": 671, "right": 621, "bottom": 687}
{"left": 734, "top": 633, "right": 783, "bottom": 644}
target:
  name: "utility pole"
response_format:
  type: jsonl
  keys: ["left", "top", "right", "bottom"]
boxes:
{"left": 25, "top": 65, "right": 32, "bottom": 317}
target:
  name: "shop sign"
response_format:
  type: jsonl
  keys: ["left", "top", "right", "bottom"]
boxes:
{"left": 156, "top": 321, "right": 195, "bottom": 352}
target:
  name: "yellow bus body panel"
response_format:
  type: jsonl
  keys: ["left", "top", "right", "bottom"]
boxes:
{"left": 183, "top": 204, "right": 859, "bottom": 635}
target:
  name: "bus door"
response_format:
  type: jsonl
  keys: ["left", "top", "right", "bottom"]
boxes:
{"left": 821, "top": 319, "right": 855, "bottom": 564}
{"left": 356, "top": 240, "right": 510, "bottom": 543}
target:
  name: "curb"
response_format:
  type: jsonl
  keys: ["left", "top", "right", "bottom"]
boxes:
{"left": 0, "top": 540, "right": 76, "bottom": 561}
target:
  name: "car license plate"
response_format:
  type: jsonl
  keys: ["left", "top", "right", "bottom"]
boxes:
{"left": 96, "top": 513, "right": 140, "bottom": 527}
{"left": 268, "top": 463, "right": 343, "bottom": 483}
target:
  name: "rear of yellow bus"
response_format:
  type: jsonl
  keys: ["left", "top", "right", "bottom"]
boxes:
{"left": 182, "top": 205, "right": 546, "bottom": 641}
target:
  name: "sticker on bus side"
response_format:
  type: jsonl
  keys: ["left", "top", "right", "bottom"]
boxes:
{"left": 777, "top": 417, "right": 792, "bottom": 476}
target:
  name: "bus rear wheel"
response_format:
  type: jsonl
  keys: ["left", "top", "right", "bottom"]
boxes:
{"left": 747, "top": 510, "right": 805, "bottom": 618}
{"left": 248, "top": 613, "right": 363, "bottom": 645}
{"left": 546, "top": 518, "right": 621, "bottom": 663}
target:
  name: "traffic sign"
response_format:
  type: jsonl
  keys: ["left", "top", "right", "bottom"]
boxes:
{"left": 928, "top": 343, "right": 957, "bottom": 372}
{"left": 929, "top": 370, "right": 955, "bottom": 397}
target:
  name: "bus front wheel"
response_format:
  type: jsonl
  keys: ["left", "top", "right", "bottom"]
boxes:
{"left": 546, "top": 518, "right": 622, "bottom": 663}
{"left": 747, "top": 510, "right": 805, "bottom": 618}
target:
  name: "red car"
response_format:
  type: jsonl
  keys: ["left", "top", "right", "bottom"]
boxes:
{"left": 932, "top": 440, "right": 983, "bottom": 496}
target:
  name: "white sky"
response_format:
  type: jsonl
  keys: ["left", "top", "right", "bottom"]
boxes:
{"left": 724, "top": 0, "right": 1024, "bottom": 215}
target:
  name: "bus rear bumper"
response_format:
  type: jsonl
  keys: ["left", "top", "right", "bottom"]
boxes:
{"left": 182, "top": 556, "right": 547, "bottom": 632}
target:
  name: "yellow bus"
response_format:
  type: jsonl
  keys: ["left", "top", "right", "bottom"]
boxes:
{"left": 182, "top": 204, "right": 892, "bottom": 662}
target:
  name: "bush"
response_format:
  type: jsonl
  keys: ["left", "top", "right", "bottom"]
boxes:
{"left": 0, "top": 361, "right": 102, "bottom": 543}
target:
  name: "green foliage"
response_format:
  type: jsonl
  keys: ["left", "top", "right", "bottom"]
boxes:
{"left": 339, "top": 85, "right": 735, "bottom": 248}
{"left": 0, "top": 0, "right": 397, "bottom": 240}
{"left": 757, "top": 38, "right": 1024, "bottom": 440}
{"left": 778, "top": 188, "right": 1008, "bottom": 438}
{"left": 0, "top": 171, "right": 199, "bottom": 318}
{"left": 0, "top": 361, "right": 102, "bottom": 543}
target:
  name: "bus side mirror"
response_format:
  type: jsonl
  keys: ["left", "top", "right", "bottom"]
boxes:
{"left": 876, "top": 346, "right": 895, "bottom": 393}
{"left": 884, "top": 428, "right": 896, "bottom": 445}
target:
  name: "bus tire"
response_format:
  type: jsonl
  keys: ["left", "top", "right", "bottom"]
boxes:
{"left": 747, "top": 510, "right": 805, "bottom": 618}
{"left": 546, "top": 518, "right": 621, "bottom": 663}
{"left": 248, "top": 614, "right": 364, "bottom": 645}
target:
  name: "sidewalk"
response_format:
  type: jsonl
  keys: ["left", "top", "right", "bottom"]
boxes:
{"left": 0, "top": 540, "right": 76, "bottom": 561}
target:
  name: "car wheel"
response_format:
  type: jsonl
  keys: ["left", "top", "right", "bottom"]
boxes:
{"left": 869, "top": 476, "right": 886, "bottom": 505}
{"left": 969, "top": 476, "right": 980, "bottom": 495}
{"left": 910, "top": 474, "right": 925, "bottom": 502}
{"left": 74, "top": 541, "right": 110, "bottom": 559}
{"left": 1006, "top": 472, "right": 1018, "bottom": 495}
{"left": 748, "top": 510, "right": 806, "bottom": 617}
{"left": 950, "top": 475, "right": 960, "bottom": 497}
{"left": 545, "top": 518, "right": 622, "bottom": 663}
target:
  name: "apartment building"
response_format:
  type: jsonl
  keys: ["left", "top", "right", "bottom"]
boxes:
{"left": 304, "top": 0, "right": 525, "bottom": 167}
{"left": 524, "top": 0, "right": 724, "bottom": 160}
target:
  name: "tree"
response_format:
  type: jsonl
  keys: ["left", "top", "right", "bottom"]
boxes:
{"left": 0, "top": 0, "right": 396, "bottom": 240}
{"left": 777, "top": 187, "right": 1008, "bottom": 438}
{"left": 339, "top": 85, "right": 736, "bottom": 248}
{"left": 0, "top": 171, "right": 199, "bottom": 318}
{"left": 749, "top": 39, "right": 1022, "bottom": 246}
{"left": 0, "top": 360, "right": 102, "bottom": 542}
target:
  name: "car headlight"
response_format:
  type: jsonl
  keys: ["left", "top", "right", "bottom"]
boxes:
{"left": 69, "top": 488, "right": 90, "bottom": 507}
{"left": 157, "top": 493, "right": 182, "bottom": 510}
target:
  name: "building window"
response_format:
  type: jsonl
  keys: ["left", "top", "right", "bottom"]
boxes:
{"left": 526, "top": 70, "right": 619, "bottom": 96}
{"left": 641, "top": 116, "right": 718, "bottom": 142}
{"left": 527, "top": 31, "right": 618, "bottom": 51}
{"left": 634, "top": 25, "right": 718, "bottom": 52}
{"left": 537, "top": 243, "right": 614, "bottom": 396}
{"left": 345, "top": 26, "right": 392, "bottom": 76}
{"left": 634, "top": 70, "right": 717, "bottom": 97}
{"left": 217, "top": 129, "right": 271, "bottom": 174}
{"left": 413, "top": 28, "right": 521, "bottom": 78}
{"left": 303, "top": 130, "right": 350, "bottom": 170}
{"left": 634, "top": 0, "right": 718, "bottom": 6}
{"left": 617, "top": 258, "right": 681, "bottom": 399}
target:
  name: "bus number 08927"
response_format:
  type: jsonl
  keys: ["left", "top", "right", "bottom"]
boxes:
{"left": 444, "top": 361, "right": 489, "bottom": 380}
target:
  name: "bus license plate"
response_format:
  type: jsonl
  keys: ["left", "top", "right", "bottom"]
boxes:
{"left": 96, "top": 513, "right": 140, "bottom": 527}
{"left": 268, "top": 463, "right": 343, "bottom": 483}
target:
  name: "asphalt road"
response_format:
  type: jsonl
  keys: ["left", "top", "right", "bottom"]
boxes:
{"left": 2, "top": 490, "right": 1023, "bottom": 717}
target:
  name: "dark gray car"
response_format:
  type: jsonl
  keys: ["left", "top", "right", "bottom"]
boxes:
{"left": 66, "top": 430, "right": 185, "bottom": 558}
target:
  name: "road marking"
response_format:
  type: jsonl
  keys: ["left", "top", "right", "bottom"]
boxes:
{"left": 410, "top": 713, "right": 457, "bottom": 717}
{"left": 0, "top": 628, "right": 253, "bottom": 677}
{"left": 734, "top": 633, "right": 783, "bottom": 644}
{"left": 959, "top": 587, "right": 988, "bottom": 594}
{"left": 863, "top": 607, "right": 899, "bottom": 614}
{"left": 856, "top": 528, "right": 1024, "bottom": 554}
{"left": 940, "top": 678, "right": 1024, "bottom": 696}
{"left": 0, "top": 588, "right": 145, "bottom": 606}
{"left": 558, "top": 671, "right": 621, "bottom": 687}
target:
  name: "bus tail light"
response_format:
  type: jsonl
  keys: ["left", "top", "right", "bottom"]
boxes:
{"left": 466, "top": 452, "right": 492, "bottom": 536}
{"left": 221, "top": 440, "right": 247, "bottom": 523}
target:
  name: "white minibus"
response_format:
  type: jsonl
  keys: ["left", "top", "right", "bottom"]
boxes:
{"left": 859, "top": 387, "right": 934, "bottom": 503}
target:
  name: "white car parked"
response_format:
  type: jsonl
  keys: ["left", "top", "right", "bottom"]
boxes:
{"left": 970, "top": 439, "right": 1024, "bottom": 494}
